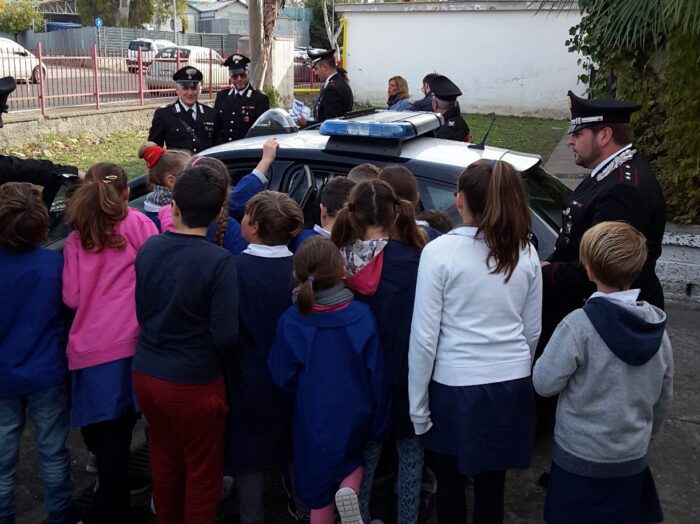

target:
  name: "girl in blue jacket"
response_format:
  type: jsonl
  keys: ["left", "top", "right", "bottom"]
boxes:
{"left": 268, "top": 237, "right": 390, "bottom": 524}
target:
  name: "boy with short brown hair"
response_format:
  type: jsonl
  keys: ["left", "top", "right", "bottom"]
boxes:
{"left": 534, "top": 221, "right": 673, "bottom": 523}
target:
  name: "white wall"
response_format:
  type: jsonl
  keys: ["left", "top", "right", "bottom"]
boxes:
{"left": 338, "top": 4, "right": 584, "bottom": 117}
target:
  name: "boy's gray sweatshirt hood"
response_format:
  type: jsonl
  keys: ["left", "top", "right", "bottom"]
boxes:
{"left": 583, "top": 297, "right": 666, "bottom": 365}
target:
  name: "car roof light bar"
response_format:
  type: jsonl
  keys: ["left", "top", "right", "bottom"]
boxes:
{"left": 320, "top": 111, "right": 444, "bottom": 140}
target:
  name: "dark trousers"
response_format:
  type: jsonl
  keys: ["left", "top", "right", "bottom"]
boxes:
{"left": 434, "top": 453, "right": 506, "bottom": 524}
{"left": 81, "top": 412, "right": 137, "bottom": 524}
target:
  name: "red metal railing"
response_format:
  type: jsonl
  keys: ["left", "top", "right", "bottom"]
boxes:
{"left": 1, "top": 44, "right": 240, "bottom": 115}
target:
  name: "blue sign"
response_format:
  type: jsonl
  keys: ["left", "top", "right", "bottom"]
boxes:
{"left": 95, "top": 17, "right": 104, "bottom": 28}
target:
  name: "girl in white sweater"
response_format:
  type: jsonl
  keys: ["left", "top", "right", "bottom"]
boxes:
{"left": 408, "top": 159, "right": 542, "bottom": 524}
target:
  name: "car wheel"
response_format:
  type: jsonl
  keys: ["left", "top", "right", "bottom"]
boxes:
{"left": 31, "top": 65, "right": 46, "bottom": 84}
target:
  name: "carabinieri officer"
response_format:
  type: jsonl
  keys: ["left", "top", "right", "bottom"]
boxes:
{"left": 148, "top": 66, "right": 216, "bottom": 153}
{"left": 540, "top": 90, "right": 666, "bottom": 350}
{"left": 213, "top": 53, "right": 270, "bottom": 144}
{"left": 298, "top": 49, "right": 353, "bottom": 127}
{"left": 429, "top": 75, "right": 471, "bottom": 142}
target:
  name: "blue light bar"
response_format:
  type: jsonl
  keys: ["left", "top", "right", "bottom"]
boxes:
{"left": 319, "top": 119, "right": 416, "bottom": 139}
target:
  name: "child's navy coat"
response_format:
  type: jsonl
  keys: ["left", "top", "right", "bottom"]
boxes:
{"left": 268, "top": 301, "right": 390, "bottom": 508}
{"left": 225, "top": 254, "right": 295, "bottom": 472}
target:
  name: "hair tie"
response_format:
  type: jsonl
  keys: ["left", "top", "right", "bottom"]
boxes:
{"left": 308, "top": 275, "right": 316, "bottom": 282}
{"left": 394, "top": 196, "right": 401, "bottom": 206}
{"left": 347, "top": 202, "right": 356, "bottom": 212}
{"left": 191, "top": 156, "right": 203, "bottom": 166}
{"left": 102, "top": 174, "right": 118, "bottom": 184}
{"left": 489, "top": 159, "right": 497, "bottom": 172}
{"left": 143, "top": 145, "right": 166, "bottom": 169}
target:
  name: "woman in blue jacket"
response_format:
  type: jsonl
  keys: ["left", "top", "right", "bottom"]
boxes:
{"left": 386, "top": 76, "right": 415, "bottom": 111}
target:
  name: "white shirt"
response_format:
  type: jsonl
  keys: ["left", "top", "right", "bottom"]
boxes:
{"left": 242, "top": 244, "right": 292, "bottom": 258}
{"left": 408, "top": 227, "right": 543, "bottom": 434}
{"left": 323, "top": 72, "right": 337, "bottom": 89}
{"left": 589, "top": 288, "right": 640, "bottom": 304}
{"left": 590, "top": 143, "right": 633, "bottom": 178}
{"left": 177, "top": 99, "right": 197, "bottom": 121}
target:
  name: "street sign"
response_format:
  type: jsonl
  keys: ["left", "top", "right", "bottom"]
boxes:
{"left": 95, "top": 17, "right": 104, "bottom": 28}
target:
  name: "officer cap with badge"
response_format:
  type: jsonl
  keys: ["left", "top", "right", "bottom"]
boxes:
{"left": 567, "top": 90, "right": 641, "bottom": 134}
{"left": 308, "top": 48, "right": 336, "bottom": 65}
{"left": 224, "top": 54, "right": 250, "bottom": 75}
{"left": 429, "top": 75, "right": 462, "bottom": 101}
{"left": 173, "top": 66, "right": 203, "bottom": 88}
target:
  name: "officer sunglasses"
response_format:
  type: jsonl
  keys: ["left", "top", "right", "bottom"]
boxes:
{"left": 230, "top": 72, "right": 248, "bottom": 79}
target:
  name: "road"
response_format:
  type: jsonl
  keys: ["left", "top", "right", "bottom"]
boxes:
{"left": 14, "top": 300, "right": 700, "bottom": 523}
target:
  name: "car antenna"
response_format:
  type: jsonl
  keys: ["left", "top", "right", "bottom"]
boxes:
{"left": 468, "top": 116, "right": 496, "bottom": 150}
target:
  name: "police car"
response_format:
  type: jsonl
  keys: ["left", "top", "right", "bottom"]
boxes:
{"left": 200, "top": 109, "right": 570, "bottom": 258}
{"left": 43, "top": 110, "right": 569, "bottom": 257}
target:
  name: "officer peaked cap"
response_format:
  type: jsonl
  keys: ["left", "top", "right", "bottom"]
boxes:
{"left": 0, "top": 76, "right": 17, "bottom": 114}
{"left": 308, "top": 49, "right": 336, "bottom": 65}
{"left": 173, "top": 67, "right": 203, "bottom": 87}
{"left": 567, "top": 90, "right": 641, "bottom": 134}
{"left": 224, "top": 53, "right": 250, "bottom": 74}
{"left": 430, "top": 75, "right": 462, "bottom": 102}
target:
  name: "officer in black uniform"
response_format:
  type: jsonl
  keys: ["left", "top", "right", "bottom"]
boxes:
{"left": 429, "top": 75, "right": 471, "bottom": 142}
{"left": 540, "top": 90, "right": 666, "bottom": 351}
{"left": 213, "top": 53, "right": 270, "bottom": 144}
{"left": 298, "top": 49, "right": 353, "bottom": 126}
{"left": 148, "top": 67, "right": 216, "bottom": 153}
{"left": 1, "top": 76, "right": 79, "bottom": 202}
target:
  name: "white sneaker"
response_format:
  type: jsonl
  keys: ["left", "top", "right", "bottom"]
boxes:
{"left": 335, "top": 487, "right": 362, "bottom": 524}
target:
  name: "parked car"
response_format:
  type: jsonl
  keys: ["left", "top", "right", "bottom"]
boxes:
{"left": 41, "top": 111, "right": 570, "bottom": 258}
{"left": 0, "top": 37, "right": 46, "bottom": 83}
{"left": 126, "top": 38, "right": 176, "bottom": 73}
{"left": 144, "top": 46, "right": 229, "bottom": 91}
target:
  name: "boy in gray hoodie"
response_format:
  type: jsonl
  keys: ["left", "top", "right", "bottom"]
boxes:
{"left": 534, "top": 221, "right": 673, "bottom": 524}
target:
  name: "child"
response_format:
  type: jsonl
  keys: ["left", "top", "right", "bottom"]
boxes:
{"left": 292, "top": 176, "right": 356, "bottom": 251}
{"left": 408, "top": 159, "right": 542, "bottom": 524}
{"left": 137, "top": 141, "right": 191, "bottom": 230}
{"left": 416, "top": 209, "right": 453, "bottom": 234}
{"left": 347, "top": 163, "right": 381, "bottom": 183}
{"left": 133, "top": 166, "right": 239, "bottom": 523}
{"left": 268, "top": 237, "right": 390, "bottom": 524}
{"left": 62, "top": 163, "right": 158, "bottom": 524}
{"left": 0, "top": 183, "right": 75, "bottom": 524}
{"left": 331, "top": 179, "right": 426, "bottom": 524}
{"left": 226, "top": 191, "right": 304, "bottom": 524}
{"left": 227, "top": 137, "right": 280, "bottom": 221}
{"left": 379, "top": 165, "right": 442, "bottom": 241}
{"left": 533, "top": 221, "right": 673, "bottom": 524}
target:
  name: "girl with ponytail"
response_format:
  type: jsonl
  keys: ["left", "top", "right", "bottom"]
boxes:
{"left": 268, "top": 237, "right": 389, "bottom": 524}
{"left": 62, "top": 163, "right": 158, "bottom": 524}
{"left": 408, "top": 159, "right": 542, "bottom": 524}
{"left": 137, "top": 141, "right": 190, "bottom": 231}
{"left": 331, "top": 179, "right": 425, "bottom": 524}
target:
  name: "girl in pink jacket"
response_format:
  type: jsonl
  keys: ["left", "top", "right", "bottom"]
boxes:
{"left": 62, "top": 163, "right": 158, "bottom": 524}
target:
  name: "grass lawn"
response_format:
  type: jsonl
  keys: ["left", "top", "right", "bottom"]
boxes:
{"left": 0, "top": 113, "right": 567, "bottom": 179}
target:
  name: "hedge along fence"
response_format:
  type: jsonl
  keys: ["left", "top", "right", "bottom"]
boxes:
{"left": 566, "top": 9, "right": 700, "bottom": 225}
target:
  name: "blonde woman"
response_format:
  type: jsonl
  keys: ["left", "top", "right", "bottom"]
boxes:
{"left": 387, "top": 76, "right": 415, "bottom": 111}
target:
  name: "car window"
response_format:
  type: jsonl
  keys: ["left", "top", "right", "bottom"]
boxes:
{"left": 129, "top": 41, "right": 151, "bottom": 51}
{"left": 157, "top": 48, "right": 190, "bottom": 59}
{"left": 416, "top": 178, "right": 460, "bottom": 226}
{"left": 522, "top": 165, "right": 570, "bottom": 230}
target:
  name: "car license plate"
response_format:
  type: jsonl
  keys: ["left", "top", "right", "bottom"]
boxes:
{"left": 159, "top": 70, "right": 173, "bottom": 77}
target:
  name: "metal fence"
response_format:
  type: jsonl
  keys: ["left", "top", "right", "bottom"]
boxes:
{"left": 3, "top": 44, "right": 237, "bottom": 115}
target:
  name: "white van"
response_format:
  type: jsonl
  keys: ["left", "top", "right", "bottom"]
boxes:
{"left": 0, "top": 37, "right": 46, "bottom": 83}
{"left": 145, "top": 45, "right": 229, "bottom": 90}
{"left": 126, "top": 38, "right": 176, "bottom": 73}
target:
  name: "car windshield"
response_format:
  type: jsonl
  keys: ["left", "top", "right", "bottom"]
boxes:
{"left": 129, "top": 41, "right": 151, "bottom": 51}
{"left": 522, "top": 165, "right": 571, "bottom": 230}
{"left": 156, "top": 48, "right": 190, "bottom": 59}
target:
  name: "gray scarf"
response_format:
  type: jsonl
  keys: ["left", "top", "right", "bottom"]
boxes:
{"left": 292, "top": 282, "right": 354, "bottom": 307}
{"left": 145, "top": 185, "right": 174, "bottom": 207}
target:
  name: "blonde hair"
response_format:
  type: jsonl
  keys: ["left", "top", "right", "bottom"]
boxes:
{"left": 389, "top": 76, "right": 410, "bottom": 100}
{"left": 579, "top": 221, "right": 647, "bottom": 290}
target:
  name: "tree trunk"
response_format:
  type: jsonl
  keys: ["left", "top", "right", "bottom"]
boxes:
{"left": 249, "top": 0, "right": 265, "bottom": 87}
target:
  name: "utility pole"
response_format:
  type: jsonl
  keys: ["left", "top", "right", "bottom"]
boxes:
{"left": 173, "top": 0, "right": 177, "bottom": 44}
{"left": 249, "top": 0, "right": 263, "bottom": 87}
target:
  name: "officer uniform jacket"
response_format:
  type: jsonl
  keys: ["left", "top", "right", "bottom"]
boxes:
{"left": 412, "top": 93, "right": 433, "bottom": 112}
{"left": 148, "top": 100, "right": 216, "bottom": 153}
{"left": 314, "top": 72, "right": 353, "bottom": 122}
{"left": 434, "top": 106, "right": 470, "bottom": 142}
{"left": 1, "top": 155, "right": 79, "bottom": 207}
{"left": 541, "top": 146, "right": 666, "bottom": 343}
{"left": 213, "top": 84, "right": 270, "bottom": 144}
